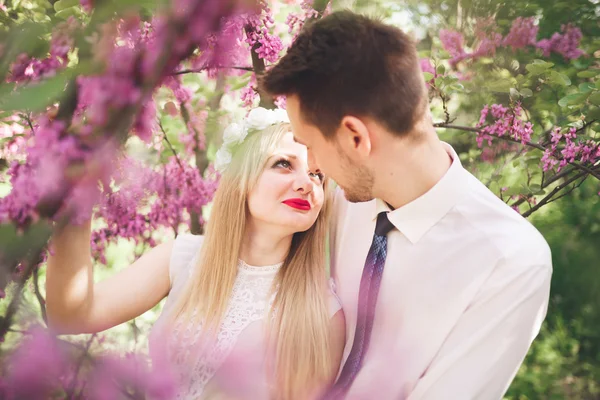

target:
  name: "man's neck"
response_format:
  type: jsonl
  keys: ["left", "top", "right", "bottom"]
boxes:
{"left": 374, "top": 134, "right": 452, "bottom": 210}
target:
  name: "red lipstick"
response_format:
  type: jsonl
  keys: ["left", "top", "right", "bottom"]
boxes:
{"left": 282, "top": 198, "right": 311, "bottom": 211}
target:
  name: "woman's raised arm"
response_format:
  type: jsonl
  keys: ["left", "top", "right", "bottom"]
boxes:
{"left": 46, "top": 219, "right": 174, "bottom": 334}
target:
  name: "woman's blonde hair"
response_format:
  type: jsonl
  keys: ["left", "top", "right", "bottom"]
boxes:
{"left": 171, "top": 123, "right": 333, "bottom": 398}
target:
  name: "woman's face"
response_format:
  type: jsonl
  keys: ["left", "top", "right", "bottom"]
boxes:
{"left": 247, "top": 132, "right": 325, "bottom": 235}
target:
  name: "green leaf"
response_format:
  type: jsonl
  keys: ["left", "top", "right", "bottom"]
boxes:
{"left": 55, "top": 7, "right": 79, "bottom": 19}
{"left": 436, "top": 64, "right": 446, "bottom": 75}
{"left": 520, "top": 88, "right": 533, "bottom": 97}
{"left": 579, "top": 83, "right": 595, "bottom": 93}
{"left": 596, "top": 80, "right": 600, "bottom": 90}
{"left": 485, "top": 79, "right": 514, "bottom": 93}
{"left": 447, "top": 83, "right": 464, "bottom": 92}
{"left": 510, "top": 88, "right": 520, "bottom": 99}
{"left": 0, "top": 71, "right": 70, "bottom": 112}
{"left": 532, "top": 59, "right": 554, "bottom": 67}
{"left": 529, "top": 184, "right": 542, "bottom": 192}
{"left": 588, "top": 106, "right": 600, "bottom": 121}
{"left": 526, "top": 60, "right": 554, "bottom": 75}
{"left": 590, "top": 92, "right": 600, "bottom": 106}
{"left": 423, "top": 72, "right": 434, "bottom": 82}
{"left": 577, "top": 70, "right": 600, "bottom": 78}
{"left": 54, "top": 0, "right": 79, "bottom": 12}
{"left": 0, "top": 221, "right": 53, "bottom": 266}
{"left": 567, "top": 120, "right": 584, "bottom": 128}
{"left": 558, "top": 92, "right": 589, "bottom": 107}
{"left": 489, "top": 174, "right": 503, "bottom": 183}
{"left": 503, "top": 186, "right": 522, "bottom": 196}
{"left": 510, "top": 60, "right": 520, "bottom": 71}
{"left": 548, "top": 71, "right": 571, "bottom": 87}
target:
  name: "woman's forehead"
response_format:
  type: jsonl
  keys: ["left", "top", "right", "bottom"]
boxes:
{"left": 274, "top": 132, "right": 308, "bottom": 159}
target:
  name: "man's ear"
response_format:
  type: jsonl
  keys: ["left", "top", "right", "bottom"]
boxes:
{"left": 336, "top": 116, "right": 372, "bottom": 160}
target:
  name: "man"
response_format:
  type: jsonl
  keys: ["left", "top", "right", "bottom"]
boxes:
{"left": 261, "top": 10, "right": 552, "bottom": 400}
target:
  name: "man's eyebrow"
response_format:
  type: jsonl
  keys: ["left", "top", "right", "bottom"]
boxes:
{"left": 292, "top": 136, "right": 306, "bottom": 145}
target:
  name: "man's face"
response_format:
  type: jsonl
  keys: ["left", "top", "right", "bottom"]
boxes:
{"left": 285, "top": 95, "right": 375, "bottom": 202}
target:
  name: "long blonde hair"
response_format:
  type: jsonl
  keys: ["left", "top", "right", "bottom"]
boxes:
{"left": 171, "top": 123, "right": 333, "bottom": 398}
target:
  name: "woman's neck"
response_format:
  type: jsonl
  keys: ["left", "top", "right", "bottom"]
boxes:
{"left": 239, "top": 222, "right": 292, "bottom": 267}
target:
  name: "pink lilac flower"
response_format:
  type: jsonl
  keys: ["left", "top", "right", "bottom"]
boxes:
{"left": 440, "top": 29, "right": 469, "bottom": 66}
{"left": 537, "top": 23, "right": 584, "bottom": 60}
{"left": 8, "top": 18, "right": 78, "bottom": 82}
{"left": 503, "top": 17, "right": 539, "bottom": 50}
{"left": 91, "top": 156, "right": 218, "bottom": 261}
{"left": 3, "top": 327, "right": 69, "bottom": 399}
{"left": 475, "top": 103, "right": 533, "bottom": 149}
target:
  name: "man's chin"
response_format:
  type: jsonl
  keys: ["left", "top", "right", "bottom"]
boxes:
{"left": 342, "top": 188, "right": 374, "bottom": 203}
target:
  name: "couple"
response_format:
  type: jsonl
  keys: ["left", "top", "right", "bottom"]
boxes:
{"left": 46, "top": 11, "right": 552, "bottom": 400}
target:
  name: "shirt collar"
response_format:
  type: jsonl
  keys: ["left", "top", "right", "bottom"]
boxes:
{"left": 373, "top": 142, "right": 471, "bottom": 244}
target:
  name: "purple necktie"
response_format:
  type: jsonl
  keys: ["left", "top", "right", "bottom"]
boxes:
{"left": 324, "top": 212, "right": 395, "bottom": 399}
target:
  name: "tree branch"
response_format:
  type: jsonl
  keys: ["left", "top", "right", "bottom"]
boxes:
{"left": 158, "top": 120, "right": 184, "bottom": 171}
{"left": 309, "top": 0, "right": 330, "bottom": 19}
{"left": 521, "top": 170, "right": 589, "bottom": 218}
{"left": 32, "top": 266, "right": 47, "bottom": 324}
{"left": 66, "top": 334, "right": 96, "bottom": 400}
{"left": 435, "top": 123, "right": 600, "bottom": 180}
{"left": 190, "top": 73, "right": 226, "bottom": 235}
{"left": 244, "top": 24, "right": 275, "bottom": 109}
{"left": 0, "top": 250, "right": 44, "bottom": 343}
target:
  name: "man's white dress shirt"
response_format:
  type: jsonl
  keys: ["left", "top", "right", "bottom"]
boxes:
{"left": 330, "top": 143, "right": 552, "bottom": 399}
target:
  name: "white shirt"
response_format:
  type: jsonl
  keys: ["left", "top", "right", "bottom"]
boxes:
{"left": 329, "top": 143, "right": 552, "bottom": 400}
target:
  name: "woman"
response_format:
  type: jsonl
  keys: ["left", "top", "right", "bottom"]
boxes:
{"left": 46, "top": 108, "right": 345, "bottom": 399}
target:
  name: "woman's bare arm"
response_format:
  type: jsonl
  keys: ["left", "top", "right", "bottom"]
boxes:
{"left": 46, "top": 220, "right": 174, "bottom": 334}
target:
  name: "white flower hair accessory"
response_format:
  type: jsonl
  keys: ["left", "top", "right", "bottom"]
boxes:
{"left": 214, "top": 107, "right": 290, "bottom": 172}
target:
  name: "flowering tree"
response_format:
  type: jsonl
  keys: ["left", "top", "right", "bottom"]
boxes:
{"left": 0, "top": 0, "right": 598, "bottom": 397}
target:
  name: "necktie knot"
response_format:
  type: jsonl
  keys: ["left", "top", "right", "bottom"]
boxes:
{"left": 375, "top": 212, "right": 394, "bottom": 237}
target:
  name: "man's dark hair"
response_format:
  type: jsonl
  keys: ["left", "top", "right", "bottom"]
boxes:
{"left": 260, "top": 10, "right": 428, "bottom": 139}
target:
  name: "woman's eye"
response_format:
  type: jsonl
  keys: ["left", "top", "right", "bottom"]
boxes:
{"left": 274, "top": 159, "right": 292, "bottom": 169}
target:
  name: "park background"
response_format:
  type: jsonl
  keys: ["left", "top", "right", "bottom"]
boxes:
{"left": 0, "top": 0, "right": 599, "bottom": 398}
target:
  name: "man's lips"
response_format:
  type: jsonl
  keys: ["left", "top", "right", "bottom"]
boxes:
{"left": 282, "top": 199, "right": 311, "bottom": 211}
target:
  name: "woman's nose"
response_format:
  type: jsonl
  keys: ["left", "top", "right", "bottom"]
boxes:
{"left": 293, "top": 170, "right": 313, "bottom": 194}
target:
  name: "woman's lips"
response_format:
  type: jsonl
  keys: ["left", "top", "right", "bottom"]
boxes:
{"left": 282, "top": 199, "right": 311, "bottom": 211}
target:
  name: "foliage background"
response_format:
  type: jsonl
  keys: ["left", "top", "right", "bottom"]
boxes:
{"left": 0, "top": 0, "right": 599, "bottom": 398}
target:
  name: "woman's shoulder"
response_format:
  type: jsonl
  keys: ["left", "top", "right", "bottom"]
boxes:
{"left": 169, "top": 234, "right": 204, "bottom": 288}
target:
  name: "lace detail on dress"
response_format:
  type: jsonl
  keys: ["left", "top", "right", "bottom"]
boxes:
{"left": 238, "top": 259, "right": 283, "bottom": 273}
{"left": 168, "top": 259, "right": 282, "bottom": 399}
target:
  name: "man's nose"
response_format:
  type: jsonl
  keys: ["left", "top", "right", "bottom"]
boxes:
{"left": 307, "top": 151, "right": 320, "bottom": 175}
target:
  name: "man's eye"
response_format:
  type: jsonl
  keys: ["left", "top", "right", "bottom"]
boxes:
{"left": 309, "top": 171, "right": 324, "bottom": 182}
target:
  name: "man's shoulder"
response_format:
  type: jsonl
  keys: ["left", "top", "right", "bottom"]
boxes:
{"left": 455, "top": 179, "right": 551, "bottom": 268}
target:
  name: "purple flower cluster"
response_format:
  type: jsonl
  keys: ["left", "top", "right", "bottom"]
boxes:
{"left": 440, "top": 17, "right": 584, "bottom": 66}
{"left": 90, "top": 156, "right": 219, "bottom": 263}
{"left": 476, "top": 103, "right": 534, "bottom": 147}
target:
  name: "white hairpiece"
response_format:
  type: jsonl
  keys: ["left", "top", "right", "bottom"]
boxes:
{"left": 214, "top": 107, "right": 290, "bottom": 172}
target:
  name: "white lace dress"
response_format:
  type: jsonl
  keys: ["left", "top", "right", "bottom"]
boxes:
{"left": 149, "top": 234, "right": 342, "bottom": 400}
